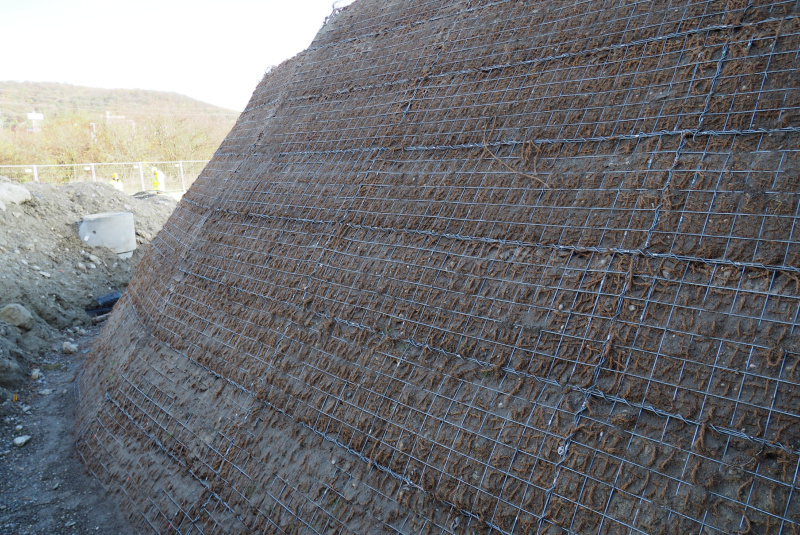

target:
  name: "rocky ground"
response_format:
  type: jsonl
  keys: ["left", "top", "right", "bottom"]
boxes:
{"left": 0, "top": 326, "right": 133, "bottom": 535}
{"left": 0, "top": 176, "right": 176, "bottom": 533}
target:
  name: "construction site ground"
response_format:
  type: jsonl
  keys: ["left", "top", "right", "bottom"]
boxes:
{"left": 0, "top": 325, "right": 133, "bottom": 535}
{"left": 0, "top": 177, "right": 175, "bottom": 534}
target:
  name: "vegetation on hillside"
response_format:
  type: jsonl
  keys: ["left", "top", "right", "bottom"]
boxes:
{"left": 0, "top": 82, "right": 239, "bottom": 166}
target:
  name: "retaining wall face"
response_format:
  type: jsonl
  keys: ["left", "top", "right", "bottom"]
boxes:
{"left": 77, "top": 0, "right": 800, "bottom": 533}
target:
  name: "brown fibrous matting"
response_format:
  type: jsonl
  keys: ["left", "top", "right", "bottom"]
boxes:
{"left": 76, "top": 0, "right": 800, "bottom": 533}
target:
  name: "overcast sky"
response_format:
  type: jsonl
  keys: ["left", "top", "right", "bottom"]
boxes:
{"left": 0, "top": 0, "right": 355, "bottom": 111}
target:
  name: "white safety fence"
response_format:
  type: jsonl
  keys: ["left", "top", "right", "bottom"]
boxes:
{"left": 0, "top": 160, "right": 209, "bottom": 195}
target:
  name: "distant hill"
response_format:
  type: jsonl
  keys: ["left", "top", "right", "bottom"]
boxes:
{"left": 0, "top": 81, "right": 239, "bottom": 127}
{"left": 0, "top": 82, "right": 240, "bottom": 166}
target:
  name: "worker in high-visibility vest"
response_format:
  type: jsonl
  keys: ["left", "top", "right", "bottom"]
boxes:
{"left": 152, "top": 167, "right": 166, "bottom": 193}
{"left": 110, "top": 173, "right": 124, "bottom": 192}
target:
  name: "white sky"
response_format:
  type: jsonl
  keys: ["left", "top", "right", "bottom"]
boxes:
{"left": 0, "top": 0, "right": 355, "bottom": 111}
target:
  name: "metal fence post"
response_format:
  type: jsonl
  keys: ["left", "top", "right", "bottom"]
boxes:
{"left": 91, "top": 163, "right": 97, "bottom": 182}
{"left": 138, "top": 163, "right": 145, "bottom": 191}
{"left": 33, "top": 165, "right": 38, "bottom": 182}
{"left": 179, "top": 161, "right": 186, "bottom": 192}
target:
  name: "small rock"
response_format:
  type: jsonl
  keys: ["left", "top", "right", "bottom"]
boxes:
{"left": 0, "top": 181, "right": 31, "bottom": 207}
{"left": 65, "top": 520, "right": 76, "bottom": 527}
{"left": 38, "top": 388, "right": 53, "bottom": 396}
{"left": 13, "top": 435, "right": 31, "bottom": 447}
{"left": 14, "top": 425, "right": 22, "bottom": 432}
{"left": 40, "top": 271, "right": 51, "bottom": 278}
{"left": 76, "top": 262, "right": 87, "bottom": 271}
{"left": 31, "top": 368, "right": 42, "bottom": 380}
{"left": 136, "top": 229, "right": 153, "bottom": 242}
{"left": 92, "top": 313, "right": 110, "bottom": 325}
{"left": 62, "top": 342, "right": 79, "bottom": 354}
{"left": 21, "top": 404, "right": 32, "bottom": 413}
{"left": 88, "top": 263, "right": 97, "bottom": 269}
{"left": 343, "top": 480, "right": 359, "bottom": 501}
{"left": 0, "top": 304, "right": 34, "bottom": 331}
{"left": 76, "top": 327, "right": 87, "bottom": 336}
{"left": 86, "top": 253, "right": 102, "bottom": 265}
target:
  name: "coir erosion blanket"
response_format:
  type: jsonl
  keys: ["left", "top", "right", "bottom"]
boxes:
{"left": 77, "top": 0, "right": 800, "bottom": 533}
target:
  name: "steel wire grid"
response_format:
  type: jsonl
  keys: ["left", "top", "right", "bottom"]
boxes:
{"left": 77, "top": 0, "right": 800, "bottom": 533}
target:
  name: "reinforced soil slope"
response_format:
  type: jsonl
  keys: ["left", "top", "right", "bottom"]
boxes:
{"left": 77, "top": 0, "right": 800, "bottom": 533}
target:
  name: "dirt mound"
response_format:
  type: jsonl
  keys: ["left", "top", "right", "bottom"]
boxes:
{"left": 0, "top": 177, "right": 175, "bottom": 407}
{"left": 77, "top": 1, "right": 800, "bottom": 534}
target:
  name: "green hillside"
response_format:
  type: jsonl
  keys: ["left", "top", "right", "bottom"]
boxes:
{"left": 0, "top": 82, "right": 239, "bottom": 166}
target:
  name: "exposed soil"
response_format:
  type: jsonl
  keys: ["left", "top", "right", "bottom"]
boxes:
{"left": 0, "top": 177, "right": 175, "bottom": 534}
{"left": 0, "top": 177, "right": 176, "bottom": 405}
{"left": 0, "top": 325, "right": 133, "bottom": 535}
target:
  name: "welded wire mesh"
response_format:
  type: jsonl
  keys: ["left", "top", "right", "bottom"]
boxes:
{"left": 77, "top": 0, "right": 800, "bottom": 533}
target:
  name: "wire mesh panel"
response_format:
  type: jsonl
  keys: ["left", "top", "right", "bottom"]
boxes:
{"left": 77, "top": 0, "right": 800, "bottom": 533}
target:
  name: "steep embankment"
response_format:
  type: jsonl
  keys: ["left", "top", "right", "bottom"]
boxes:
{"left": 76, "top": 1, "right": 800, "bottom": 534}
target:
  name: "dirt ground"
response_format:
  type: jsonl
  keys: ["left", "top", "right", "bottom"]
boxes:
{"left": 0, "top": 177, "right": 176, "bottom": 402}
{"left": 0, "top": 177, "right": 175, "bottom": 534}
{"left": 0, "top": 325, "right": 133, "bottom": 535}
